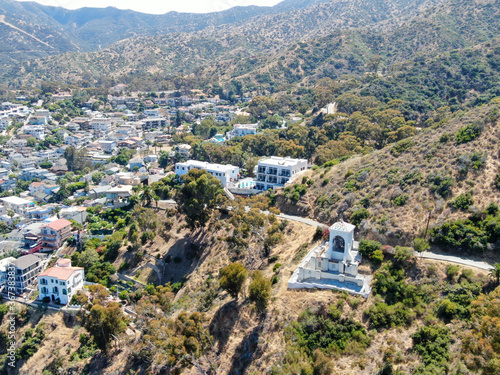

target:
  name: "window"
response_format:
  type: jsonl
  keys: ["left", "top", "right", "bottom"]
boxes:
{"left": 41, "top": 287, "right": 48, "bottom": 294}
{"left": 62, "top": 289, "right": 67, "bottom": 295}
{"left": 40, "top": 278, "right": 47, "bottom": 285}
{"left": 52, "top": 286, "right": 58, "bottom": 293}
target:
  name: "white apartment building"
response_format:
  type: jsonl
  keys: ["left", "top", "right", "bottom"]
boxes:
{"left": 89, "top": 118, "right": 112, "bottom": 132}
{"left": 226, "top": 123, "right": 259, "bottom": 140}
{"left": 38, "top": 259, "right": 84, "bottom": 304}
{"left": 98, "top": 140, "right": 117, "bottom": 153}
{"left": 10, "top": 254, "right": 44, "bottom": 295}
{"left": 141, "top": 117, "right": 167, "bottom": 130}
{"left": 255, "top": 156, "right": 308, "bottom": 191}
{"left": 144, "top": 109, "right": 160, "bottom": 117}
{"left": 175, "top": 160, "right": 239, "bottom": 187}
{"left": 176, "top": 144, "right": 192, "bottom": 159}
{"left": 0, "top": 116, "right": 11, "bottom": 130}
{"left": 0, "top": 196, "right": 34, "bottom": 215}
{"left": 24, "top": 125, "right": 45, "bottom": 140}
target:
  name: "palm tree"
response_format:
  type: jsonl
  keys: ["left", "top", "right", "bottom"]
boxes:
{"left": 140, "top": 185, "right": 157, "bottom": 207}
{"left": 489, "top": 263, "right": 500, "bottom": 285}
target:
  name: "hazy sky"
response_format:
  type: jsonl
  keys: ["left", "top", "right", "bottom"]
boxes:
{"left": 17, "top": 0, "right": 282, "bottom": 14}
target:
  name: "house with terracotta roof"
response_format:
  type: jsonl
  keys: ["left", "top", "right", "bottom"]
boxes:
{"left": 29, "top": 181, "right": 47, "bottom": 195}
{"left": 38, "top": 259, "right": 84, "bottom": 304}
{"left": 39, "top": 218, "right": 73, "bottom": 252}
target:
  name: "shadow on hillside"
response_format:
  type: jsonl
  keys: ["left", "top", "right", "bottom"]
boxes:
{"left": 161, "top": 232, "right": 214, "bottom": 284}
{"left": 83, "top": 352, "right": 111, "bottom": 374}
{"left": 227, "top": 313, "right": 267, "bottom": 375}
{"left": 209, "top": 300, "right": 240, "bottom": 354}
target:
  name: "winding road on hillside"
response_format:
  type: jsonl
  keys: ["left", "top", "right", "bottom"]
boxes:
{"left": 158, "top": 200, "right": 494, "bottom": 271}
{"left": 265, "top": 209, "right": 494, "bottom": 271}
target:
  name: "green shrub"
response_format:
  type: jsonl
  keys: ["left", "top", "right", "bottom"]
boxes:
{"left": 364, "top": 302, "right": 416, "bottom": 329}
{"left": 411, "top": 325, "right": 451, "bottom": 371}
{"left": 427, "top": 173, "right": 454, "bottom": 197}
{"left": 391, "top": 138, "right": 415, "bottom": 157}
{"left": 392, "top": 194, "right": 409, "bottom": 206}
{"left": 350, "top": 208, "right": 370, "bottom": 225}
{"left": 359, "top": 239, "right": 382, "bottom": 262}
{"left": 455, "top": 122, "right": 483, "bottom": 144}
{"left": 119, "top": 291, "right": 129, "bottom": 300}
{"left": 248, "top": 271, "right": 272, "bottom": 311}
{"left": 451, "top": 192, "right": 473, "bottom": 210}
{"left": 413, "top": 238, "right": 430, "bottom": 253}
{"left": 322, "top": 178, "right": 330, "bottom": 186}
{"left": 219, "top": 262, "right": 247, "bottom": 299}
{"left": 323, "top": 159, "right": 339, "bottom": 168}
{"left": 445, "top": 265, "right": 460, "bottom": 281}
{"left": 439, "top": 134, "right": 450, "bottom": 143}
{"left": 294, "top": 305, "right": 370, "bottom": 354}
{"left": 400, "top": 170, "right": 422, "bottom": 187}
{"left": 494, "top": 172, "right": 500, "bottom": 190}
{"left": 430, "top": 219, "right": 488, "bottom": 252}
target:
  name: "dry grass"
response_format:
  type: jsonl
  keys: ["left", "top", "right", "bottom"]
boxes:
{"left": 277, "top": 103, "right": 500, "bottom": 250}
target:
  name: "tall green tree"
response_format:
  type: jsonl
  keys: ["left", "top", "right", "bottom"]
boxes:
{"left": 176, "top": 169, "right": 225, "bottom": 229}
{"left": 489, "top": 263, "right": 500, "bottom": 285}
{"left": 86, "top": 302, "right": 127, "bottom": 351}
{"left": 248, "top": 271, "right": 272, "bottom": 312}
{"left": 219, "top": 263, "right": 247, "bottom": 300}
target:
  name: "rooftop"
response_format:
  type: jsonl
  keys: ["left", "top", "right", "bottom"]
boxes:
{"left": 0, "top": 196, "right": 33, "bottom": 205}
{"left": 258, "top": 156, "right": 307, "bottom": 167}
{"left": 38, "top": 265, "right": 83, "bottom": 281}
{"left": 43, "top": 218, "right": 72, "bottom": 231}
{"left": 330, "top": 221, "right": 356, "bottom": 232}
{"left": 13, "top": 254, "right": 41, "bottom": 270}
{"left": 179, "top": 160, "right": 238, "bottom": 173}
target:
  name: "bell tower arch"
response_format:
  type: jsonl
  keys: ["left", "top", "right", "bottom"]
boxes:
{"left": 325, "top": 221, "right": 356, "bottom": 262}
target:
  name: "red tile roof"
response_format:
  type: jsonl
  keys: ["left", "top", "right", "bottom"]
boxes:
{"left": 38, "top": 266, "right": 83, "bottom": 281}
{"left": 43, "top": 218, "right": 72, "bottom": 231}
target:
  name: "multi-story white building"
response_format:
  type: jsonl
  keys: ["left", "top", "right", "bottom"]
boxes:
{"left": 175, "top": 160, "right": 239, "bottom": 188}
{"left": 38, "top": 259, "right": 84, "bottom": 304}
{"left": 89, "top": 118, "right": 112, "bottom": 132}
{"left": 0, "top": 116, "right": 11, "bottom": 130}
{"left": 24, "top": 125, "right": 45, "bottom": 140}
{"left": 141, "top": 117, "right": 167, "bottom": 130}
{"left": 98, "top": 140, "right": 117, "bottom": 154}
{"left": 39, "top": 218, "right": 73, "bottom": 252}
{"left": 65, "top": 133, "right": 90, "bottom": 148}
{"left": 176, "top": 144, "right": 192, "bottom": 159}
{"left": 144, "top": 109, "right": 160, "bottom": 117}
{"left": 226, "top": 123, "right": 259, "bottom": 140}
{"left": 10, "top": 254, "right": 44, "bottom": 295}
{"left": 0, "top": 196, "right": 34, "bottom": 215}
{"left": 255, "top": 156, "right": 308, "bottom": 191}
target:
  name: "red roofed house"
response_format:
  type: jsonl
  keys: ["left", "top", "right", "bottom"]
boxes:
{"left": 38, "top": 259, "right": 84, "bottom": 304}
{"left": 29, "top": 181, "right": 47, "bottom": 195}
{"left": 40, "top": 218, "right": 73, "bottom": 252}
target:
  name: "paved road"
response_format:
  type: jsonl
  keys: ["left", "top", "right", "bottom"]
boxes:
{"left": 418, "top": 251, "right": 493, "bottom": 270}
{"left": 277, "top": 212, "right": 324, "bottom": 227}
{"left": 267, "top": 209, "right": 495, "bottom": 271}
{"left": 180, "top": 201, "right": 496, "bottom": 271}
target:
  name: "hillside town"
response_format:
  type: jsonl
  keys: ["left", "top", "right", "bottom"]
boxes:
{"left": 0, "top": 90, "right": 312, "bottom": 305}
